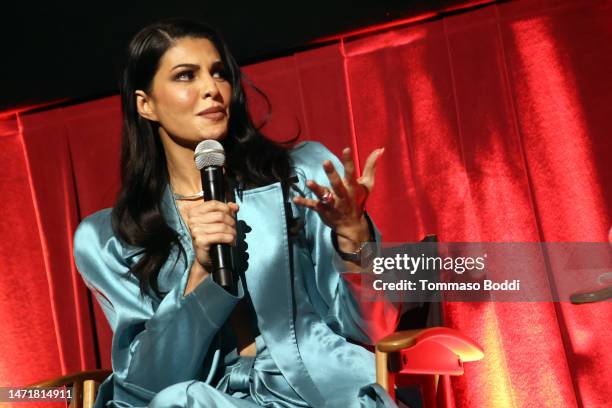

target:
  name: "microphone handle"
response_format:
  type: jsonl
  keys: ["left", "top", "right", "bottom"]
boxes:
{"left": 201, "top": 166, "right": 237, "bottom": 295}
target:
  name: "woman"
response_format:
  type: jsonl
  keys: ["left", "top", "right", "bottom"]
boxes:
{"left": 74, "top": 19, "right": 399, "bottom": 408}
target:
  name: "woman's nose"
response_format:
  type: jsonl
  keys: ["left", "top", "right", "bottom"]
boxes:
{"left": 201, "top": 75, "right": 220, "bottom": 99}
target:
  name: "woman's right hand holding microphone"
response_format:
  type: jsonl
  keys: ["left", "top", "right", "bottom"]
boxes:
{"left": 181, "top": 200, "right": 239, "bottom": 296}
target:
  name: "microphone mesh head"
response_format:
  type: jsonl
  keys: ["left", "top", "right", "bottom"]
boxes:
{"left": 194, "top": 140, "right": 225, "bottom": 170}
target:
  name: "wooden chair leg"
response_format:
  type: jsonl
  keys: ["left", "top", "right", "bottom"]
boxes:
{"left": 375, "top": 349, "right": 388, "bottom": 389}
{"left": 437, "top": 375, "right": 454, "bottom": 408}
{"left": 375, "top": 349, "right": 396, "bottom": 401}
{"left": 69, "top": 382, "right": 81, "bottom": 408}
{"left": 421, "top": 375, "right": 437, "bottom": 408}
{"left": 83, "top": 380, "right": 99, "bottom": 408}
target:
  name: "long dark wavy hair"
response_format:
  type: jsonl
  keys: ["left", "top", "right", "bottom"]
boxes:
{"left": 112, "top": 19, "right": 294, "bottom": 298}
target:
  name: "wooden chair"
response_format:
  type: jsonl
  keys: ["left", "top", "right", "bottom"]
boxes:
{"left": 27, "top": 369, "right": 112, "bottom": 408}
{"left": 374, "top": 235, "right": 484, "bottom": 407}
{"left": 376, "top": 327, "right": 484, "bottom": 408}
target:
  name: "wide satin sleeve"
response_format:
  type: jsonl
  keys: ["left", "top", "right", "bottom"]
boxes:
{"left": 73, "top": 209, "right": 243, "bottom": 404}
{"left": 291, "top": 142, "right": 400, "bottom": 345}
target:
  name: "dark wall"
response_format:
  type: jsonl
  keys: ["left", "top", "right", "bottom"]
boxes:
{"left": 1, "top": 1, "right": 486, "bottom": 111}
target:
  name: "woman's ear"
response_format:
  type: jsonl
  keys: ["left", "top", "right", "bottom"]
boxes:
{"left": 135, "top": 90, "right": 158, "bottom": 121}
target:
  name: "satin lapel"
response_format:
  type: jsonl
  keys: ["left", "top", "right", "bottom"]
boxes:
{"left": 157, "top": 185, "right": 195, "bottom": 292}
{"left": 235, "top": 182, "right": 325, "bottom": 407}
{"left": 160, "top": 185, "right": 187, "bottom": 237}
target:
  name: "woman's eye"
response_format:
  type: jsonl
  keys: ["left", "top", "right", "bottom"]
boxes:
{"left": 175, "top": 71, "right": 194, "bottom": 81}
{"left": 212, "top": 69, "right": 227, "bottom": 80}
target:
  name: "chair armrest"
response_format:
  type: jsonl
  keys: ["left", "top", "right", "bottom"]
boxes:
{"left": 27, "top": 369, "right": 112, "bottom": 388}
{"left": 376, "top": 327, "right": 484, "bottom": 362}
{"left": 27, "top": 369, "right": 112, "bottom": 408}
{"left": 375, "top": 327, "right": 484, "bottom": 398}
{"left": 376, "top": 329, "right": 422, "bottom": 353}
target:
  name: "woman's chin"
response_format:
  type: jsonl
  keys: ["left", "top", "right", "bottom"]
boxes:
{"left": 198, "top": 132, "right": 227, "bottom": 144}
{"left": 182, "top": 134, "right": 227, "bottom": 151}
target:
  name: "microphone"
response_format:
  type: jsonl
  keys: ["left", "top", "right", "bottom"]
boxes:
{"left": 194, "top": 140, "right": 237, "bottom": 295}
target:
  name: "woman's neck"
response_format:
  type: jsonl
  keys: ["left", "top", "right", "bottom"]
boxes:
{"left": 159, "top": 129, "right": 202, "bottom": 195}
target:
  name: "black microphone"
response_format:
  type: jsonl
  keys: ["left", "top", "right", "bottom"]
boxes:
{"left": 194, "top": 140, "right": 237, "bottom": 295}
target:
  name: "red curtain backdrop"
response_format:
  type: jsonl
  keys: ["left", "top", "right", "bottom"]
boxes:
{"left": 1, "top": 0, "right": 610, "bottom": 406}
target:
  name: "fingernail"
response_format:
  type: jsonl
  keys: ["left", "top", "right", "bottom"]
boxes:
{"left": 378, "top": 148, "right": 385, "bottom": 155}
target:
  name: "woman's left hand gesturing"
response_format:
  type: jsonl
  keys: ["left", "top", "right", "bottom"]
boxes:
{"left": 293, "top": 147, "right": 384, "bottom": 253}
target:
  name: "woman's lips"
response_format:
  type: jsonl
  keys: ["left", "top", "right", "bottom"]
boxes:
{"left": 197, "top": 107, "right": 226, "bottom": 121}
{"left": 199, "top": 111, "right": 225, "bottom": 120}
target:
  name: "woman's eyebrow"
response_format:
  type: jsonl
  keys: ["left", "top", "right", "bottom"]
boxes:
{"left": 171, "top": 63, "right": 200, "bottom": 71}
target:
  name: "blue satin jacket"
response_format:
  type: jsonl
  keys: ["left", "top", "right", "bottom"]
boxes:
{"left": 74, "top": 142, "right": 398, "bottom": 408}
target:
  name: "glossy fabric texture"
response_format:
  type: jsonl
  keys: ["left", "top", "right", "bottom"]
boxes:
{"left": 2, "top": 1, "right": 611, "bottom": 407}
{"left": 73, "top": 142, "right": 397, "bottom": 407}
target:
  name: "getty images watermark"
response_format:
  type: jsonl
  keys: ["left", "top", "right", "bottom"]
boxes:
{"left": 359, "top": 242, "right": 612, "bottom": 302}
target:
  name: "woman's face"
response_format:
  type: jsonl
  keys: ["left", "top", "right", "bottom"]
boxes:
{"left": 137, "top": 37, "right": 232, "bottom": 147}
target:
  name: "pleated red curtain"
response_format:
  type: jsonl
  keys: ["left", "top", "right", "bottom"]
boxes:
{"left": 1, "top": 0, "right": 610, "bottom": 406}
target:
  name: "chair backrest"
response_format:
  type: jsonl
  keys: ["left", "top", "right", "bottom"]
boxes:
{"left": 388, "top": 234, "right": 443, "bottom": 330}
